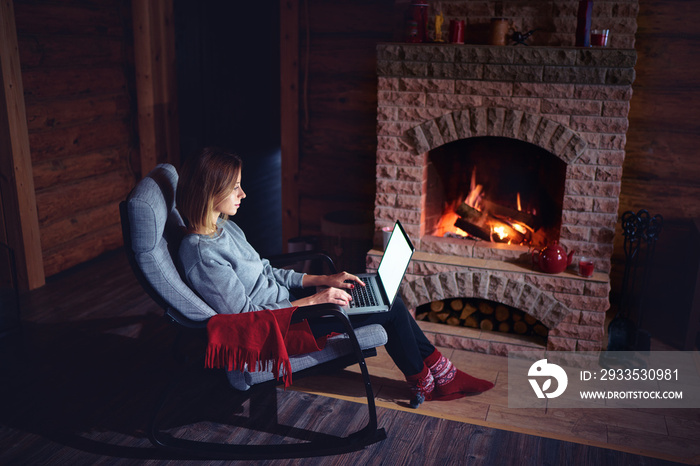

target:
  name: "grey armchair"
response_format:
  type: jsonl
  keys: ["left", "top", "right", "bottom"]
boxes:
{"left": 119, "top": 163, "right": 388, "bottom": 459}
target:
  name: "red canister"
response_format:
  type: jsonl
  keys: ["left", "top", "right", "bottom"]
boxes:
{"left": 407, "top": 1, "right": 428, "bottom": 43}
{"left": 449, "top": 19, "right": 465, "bottom": 44}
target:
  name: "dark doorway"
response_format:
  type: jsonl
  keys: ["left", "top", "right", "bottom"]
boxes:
{"left": 174, "top": 0, "right": 282, "bottom": 256}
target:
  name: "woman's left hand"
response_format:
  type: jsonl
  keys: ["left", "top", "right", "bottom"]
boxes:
{"left": 323, "top": 272, "right": 365, "bottom": 290}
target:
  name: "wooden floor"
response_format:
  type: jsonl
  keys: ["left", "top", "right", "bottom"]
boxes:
{"left": 0, "top": 249, "right": 691, "bottom": 465}
{"left": 295, "top": 348, "right": 700, "bottom": 465}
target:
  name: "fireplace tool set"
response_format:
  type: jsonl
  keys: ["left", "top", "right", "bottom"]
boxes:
{"left": 607, "top": 209, "right": 664, "bottom": 353}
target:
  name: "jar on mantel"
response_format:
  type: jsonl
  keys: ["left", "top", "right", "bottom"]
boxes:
{"left": 406, "top": 1, "right": 429, "bottom": 43}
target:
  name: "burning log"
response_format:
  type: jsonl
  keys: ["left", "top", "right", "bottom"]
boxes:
{"left": 481, "top": 199, "right": 540, "bottom": 230}
{"left": 454, "top": 202, "right": 528, "bottom": 244}
{"left": 454, "top": 218, "right": 491, "bottom": 241}
{"left": 455, "top": 202, "right": 486, "bottom": 224}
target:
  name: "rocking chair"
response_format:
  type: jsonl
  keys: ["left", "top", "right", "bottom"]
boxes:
{"left": 119, "top": 163, "right": 388, "bottom": 459}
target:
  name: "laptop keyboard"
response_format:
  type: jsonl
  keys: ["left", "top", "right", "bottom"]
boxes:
{"left": 349, "top": 277, "right": 378, "bottom": 308}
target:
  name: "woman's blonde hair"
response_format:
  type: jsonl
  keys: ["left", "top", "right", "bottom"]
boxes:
{"left": 176, "top": 147, "right": 242, "bottom": 234}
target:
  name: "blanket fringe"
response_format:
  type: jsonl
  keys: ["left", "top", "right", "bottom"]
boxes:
{"left": 205, "top": 344, "right": 293, "bottom": 387}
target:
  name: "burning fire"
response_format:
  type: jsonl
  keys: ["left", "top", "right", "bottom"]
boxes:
{"left": 436, "top": 168, "right": 535, "bottom": 245}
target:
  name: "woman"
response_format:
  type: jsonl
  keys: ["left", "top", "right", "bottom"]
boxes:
{"left": 176, "top": 147, "right": 493, "bottom": 407}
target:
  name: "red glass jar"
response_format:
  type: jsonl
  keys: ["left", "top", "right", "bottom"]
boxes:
{"left": 407, "top": 1, "right": 429, "bottom": 43}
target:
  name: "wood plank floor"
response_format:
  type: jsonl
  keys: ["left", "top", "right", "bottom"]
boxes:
{"left": 294, "top": 347, "right": 700, "bottom": 465}
{"left": 0, "top": 249, "right": 690, "bottom": 465}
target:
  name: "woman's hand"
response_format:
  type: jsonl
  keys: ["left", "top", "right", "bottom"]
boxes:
{"left": 323, "top": 272, "right": 365, "bottom": 290}
{"left": 294, "top": 271, "right": 364, "bottom": 307}
{"left": 302, "top": 271, "right": 365, "bottom": 290}
{"left": 291, "top": 287, "right": 352, "bottom": 307}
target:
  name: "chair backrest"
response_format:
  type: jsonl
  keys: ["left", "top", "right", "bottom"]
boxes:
{"left": 120, "top": 163, "right": 216, "bottom": 322}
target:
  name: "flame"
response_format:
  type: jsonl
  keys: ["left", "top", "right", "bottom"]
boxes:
{"left": 435, "top": 201, "right": 468, "bottom": 237}
{"left": 434, "top": 167, "right": 535, "bottom": 245}
{"left": 512, "top": 223, "right": 528, "bottom": 234}
{"left": 492, "top": 225, "right": 508, "bottom": 240}
{"left": 465, "top": 167, "right": 484, "bottom": 210}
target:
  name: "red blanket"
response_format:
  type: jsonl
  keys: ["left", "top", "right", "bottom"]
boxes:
{"left": 204, "top": 307, "right": 327, "bottom": 387}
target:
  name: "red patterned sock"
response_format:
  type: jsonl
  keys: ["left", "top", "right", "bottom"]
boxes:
{"left": 406, "top": 364, "right": 434, "bottom": 408}
{"left": 425, "top": 349, "right": 494, "bottom": 400}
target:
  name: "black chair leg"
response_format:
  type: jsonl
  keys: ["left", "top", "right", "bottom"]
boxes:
{"left": 147, "top": 355, "right": 386, "bottom": 460}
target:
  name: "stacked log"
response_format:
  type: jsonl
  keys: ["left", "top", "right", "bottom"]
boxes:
{"left": 415, "top": 298, "right": 548, "bottom": 342}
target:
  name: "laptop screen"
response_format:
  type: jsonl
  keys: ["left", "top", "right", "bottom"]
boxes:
{"left": 377, "top": 221, "right": 415, "bottom": 305}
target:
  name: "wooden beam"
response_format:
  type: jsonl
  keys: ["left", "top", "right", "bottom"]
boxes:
{"left": 132, "top": 0, "right": 179, "bottom": 177}
{"left": 0, "top": 0, "right": 45, "bottom": 291}
{"left": 280, "top": 0, "right": 300, "bottom": 250}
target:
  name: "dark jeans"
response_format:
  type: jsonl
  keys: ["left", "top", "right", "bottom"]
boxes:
{"left": 304, "top": 295, "right": 435, "bottom": 377}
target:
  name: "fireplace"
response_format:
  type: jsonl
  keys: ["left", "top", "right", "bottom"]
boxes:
{"left": 369, "top": 43, "right": 637, "bottom": 355}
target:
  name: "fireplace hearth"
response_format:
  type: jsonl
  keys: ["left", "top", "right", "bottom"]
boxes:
{"left": 369, "top": 43, "right": 636, "bottom": 354}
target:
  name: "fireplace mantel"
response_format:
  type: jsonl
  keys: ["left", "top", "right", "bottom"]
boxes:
{"left": 377, "top": 43, "right": 637, "bottom": 86}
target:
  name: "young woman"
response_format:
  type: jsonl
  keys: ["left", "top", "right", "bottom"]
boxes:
{"left": 176, "top": 147, "right": 493, "bottom": 407}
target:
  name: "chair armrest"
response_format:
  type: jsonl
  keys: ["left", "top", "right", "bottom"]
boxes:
{"left": 291, "top": 304, "right": 357, "bottom": 344}
{"left": 165, "top": 302, "right": 355, "bottom": 347}
{"left": 165, "top": 307, "right": 208, "bottom": 330}
{"left": 166, "top": 303, "right": 349, "bottom": 333}
{"left": 291, "top": 303, "right": 346, "bottom": 323}
{"left": 267, "top": 250, "right": 337, "bottom": 274}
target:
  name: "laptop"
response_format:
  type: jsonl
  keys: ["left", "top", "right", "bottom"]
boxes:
{"left": 344, "top": 220, "right": 415, "bottom": 315}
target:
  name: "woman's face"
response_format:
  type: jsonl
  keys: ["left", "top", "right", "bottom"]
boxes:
{"left": 214, "top": 171, "right": 245, "bottom": 217}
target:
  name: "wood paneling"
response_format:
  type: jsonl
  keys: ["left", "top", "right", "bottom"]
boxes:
{"left": 131, "top": 0, "right": 179, "bottom": 176}
{"left": 296, "top": 0, "right": 395, "bottom": 237}
{"left": 624, "top": 0, "right": 700, "bottom": 220}
{"left": 14, "top": 0, "right": 138, "bottom": 278}
{"left": 27, "top": 119, "right": 132, "bottom": 163}
{"left": 35, "top": 171, "right": 132, "bottom": 226}
{"left": 281, "top": 0, "right": 301, "bottom": 247}
{"left": 24, "top": 94, "right": 130, "bottom": 133}
{"left": 615, "top": 0, "right": 700, "bottom": 348}
{"left": 0, "top": 0, "right": 44, "bottom": 290}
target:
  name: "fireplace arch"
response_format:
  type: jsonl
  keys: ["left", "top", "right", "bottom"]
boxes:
{"left": 401, "top": 106, "right": 588, "bottom": 165}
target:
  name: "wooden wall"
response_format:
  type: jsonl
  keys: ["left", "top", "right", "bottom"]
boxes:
{"left": 14, "top": 0, "right": 137, "bottom": 277}
{"left": 296, "top": 0, "right": 397, "bottom": 237}
{"left": 619, "top": 0, "right": 700, "bottom": 346}
{"left": 622, "top": 1, "right": 700, "bottom": 222}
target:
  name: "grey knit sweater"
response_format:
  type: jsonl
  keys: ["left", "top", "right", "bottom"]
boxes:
{"left": 178, "top": 220, "right": 305, "bottom": 314}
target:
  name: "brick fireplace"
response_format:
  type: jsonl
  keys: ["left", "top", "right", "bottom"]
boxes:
{"left": 367, "top": 43, "right": 637, "bottom": 355}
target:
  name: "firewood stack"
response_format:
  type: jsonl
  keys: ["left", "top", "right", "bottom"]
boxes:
{"left": 415, "top": 298, "right": 548, "bottom": 341}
